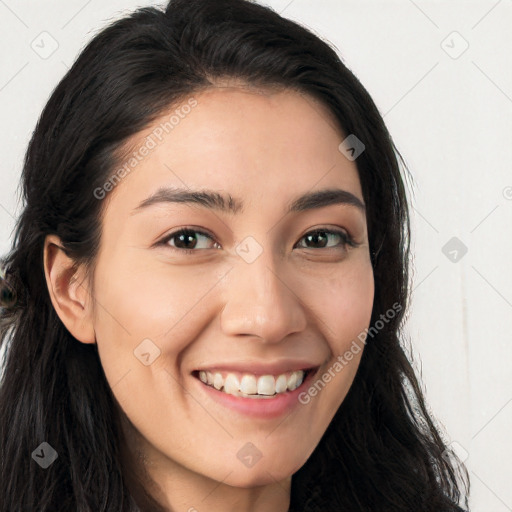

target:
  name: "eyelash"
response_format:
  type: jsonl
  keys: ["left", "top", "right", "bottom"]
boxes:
{"left": 156, "top": 226, "right": 360, "bottom": 255}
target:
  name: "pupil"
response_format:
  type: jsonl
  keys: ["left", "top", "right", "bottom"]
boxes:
{"left": 179, "top": 232, "right": 196, "bottom": 249}
{"left": 307, "top": 231, "right": 327, "bottom": 248}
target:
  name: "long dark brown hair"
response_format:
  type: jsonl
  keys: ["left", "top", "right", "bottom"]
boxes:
{"left": 0, "top": 0, "right": 469, "bottom": 510}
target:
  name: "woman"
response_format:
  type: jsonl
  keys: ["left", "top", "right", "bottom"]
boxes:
{"left": 0, "top": 0, "right": 469, "bottom": 510}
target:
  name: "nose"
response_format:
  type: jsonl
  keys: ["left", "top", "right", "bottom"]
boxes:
{"left": 220, "top": 248, "right": 308, "bottom": 344}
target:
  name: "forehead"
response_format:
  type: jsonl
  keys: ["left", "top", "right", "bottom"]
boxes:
{"left": 103, "top": 86, "right": 363, "bottom": 219}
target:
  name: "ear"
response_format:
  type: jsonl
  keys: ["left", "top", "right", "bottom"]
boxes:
{"left": 43, "top": 234, "right": 96, "bottom": 344}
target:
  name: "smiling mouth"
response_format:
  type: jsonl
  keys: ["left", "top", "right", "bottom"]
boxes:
{"left": 192, "top": 367, "right": 317, "bottom": 399}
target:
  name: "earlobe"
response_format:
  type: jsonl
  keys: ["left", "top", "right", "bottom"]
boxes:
{"left": 43, "top": 234, "right": 96, "bottom": 344}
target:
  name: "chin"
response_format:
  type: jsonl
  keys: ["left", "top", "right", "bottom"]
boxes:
{"left": 219, "top": 459, "right": 297, "bottom": 488}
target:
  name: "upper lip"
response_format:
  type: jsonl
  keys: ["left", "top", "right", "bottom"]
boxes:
{"left": 193, "top": 359, "right": 322, "bottom": 376}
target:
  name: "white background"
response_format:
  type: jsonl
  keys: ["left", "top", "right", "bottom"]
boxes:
{"left": 0, "top": 1, "right": 511, "bottom": 510}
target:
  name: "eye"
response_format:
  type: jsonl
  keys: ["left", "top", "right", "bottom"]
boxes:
{"left": 157, "top": 227, "right": 219, "bottom": 254}
{"left": 294, "top": 228, "right": 359, "bottom": 251}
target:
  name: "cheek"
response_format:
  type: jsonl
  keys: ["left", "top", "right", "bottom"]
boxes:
{"left": 297, "top": 260, "right": 374, "bottom": 437}
{"left": 308, "top": 258, "right": 374, "bottom": 348}
{"left": 90, "top": 257, "right": 227, "bottom": 384}
{"left": 93, "top": 255, "right": 220, "bottom": 338}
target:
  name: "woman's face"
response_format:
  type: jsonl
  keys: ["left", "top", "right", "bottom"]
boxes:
{"left": 88, "top": 86, "right": 374, "bottom": 489}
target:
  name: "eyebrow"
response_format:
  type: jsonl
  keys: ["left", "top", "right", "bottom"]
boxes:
{"left": 131, "top": 186, "right": 366, "bottom": 215}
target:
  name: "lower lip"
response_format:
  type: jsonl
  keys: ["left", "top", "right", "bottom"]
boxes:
{"left": 192, "top": 368, "right": 318, "bottom": 419}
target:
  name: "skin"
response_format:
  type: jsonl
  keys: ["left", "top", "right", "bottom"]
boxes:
{"left": 44, "top": 84, "right": 374, "bottom": 512}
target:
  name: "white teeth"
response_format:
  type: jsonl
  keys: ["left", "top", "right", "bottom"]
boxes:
{"left": 197, "top": 369, "right": 307, "bottom": 398}
{"left": 240, "top": 374, "right": 257, "bottom": 394}
{"left": 287, "top": 372, "right": 297, "bottom": 390}
{"left": 223, "top": 374, "right": 240, "bottom": 395}
{"left": 257, "top": 375, "right": 275, "bottom": 395}
{"left": 213, "top": 373, "right": 223, "bottom": 390}
{"left": 275, "top": 374, "right": 288, "bottom": 393}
